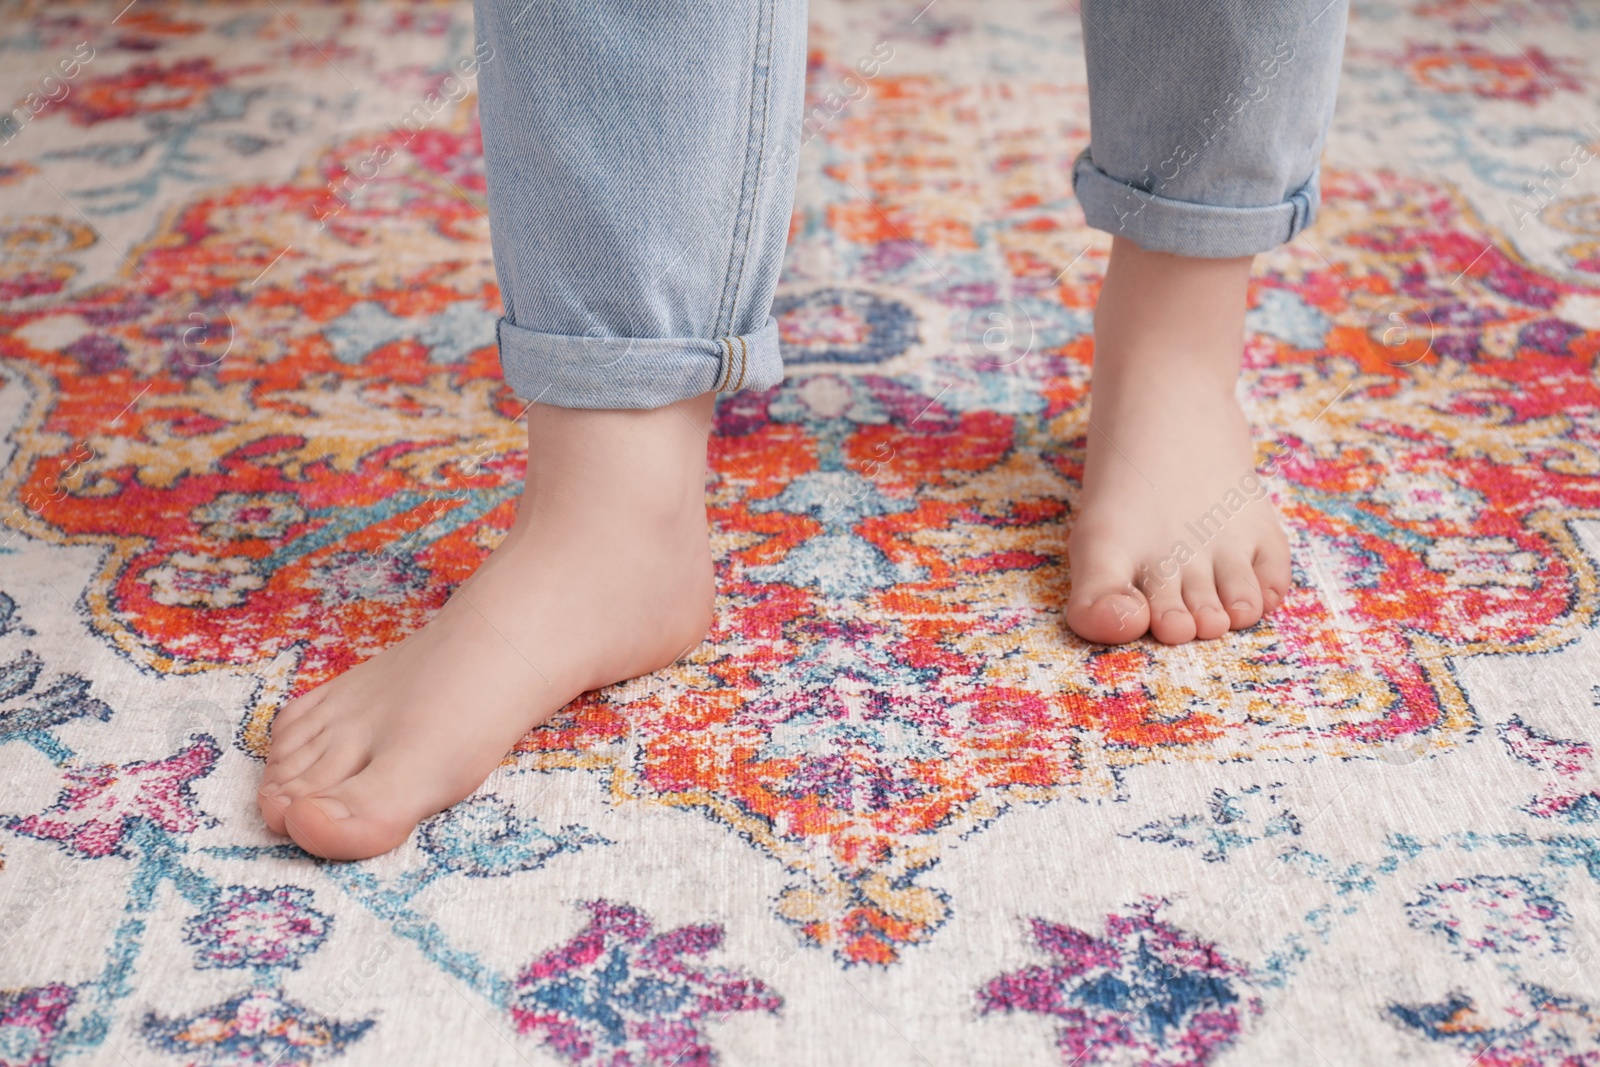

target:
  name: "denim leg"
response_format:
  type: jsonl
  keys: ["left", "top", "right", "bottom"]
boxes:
{"left": 474, "top": 0, "right": 807, "bottom": 408}
{"left": 1073, "top": 0, "right": 1348, "bottom": 258}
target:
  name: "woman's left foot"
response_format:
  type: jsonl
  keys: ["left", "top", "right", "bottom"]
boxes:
{"left": 1066, "top": 238, "right": 1293, "bottom": 645}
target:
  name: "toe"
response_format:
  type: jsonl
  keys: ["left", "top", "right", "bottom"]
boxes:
{"left": 258, "top": 743, "right": 369, "bottom": 838}
{"left": 1253, "top": 536, "right": 1293, "bottom": 616}
{"left": 1066, "top": 581, "right": 1150, "bottom": 645}
{"left": 258, "top": 788, "right": 293, "bottom": 836}
{"left": 1068, "top": 587, "right": 1150, "bottom": 645}
{"left": 262, "top": 735, "right": 327, "bottom": 793}
{"left": 1146, "top": 576, "right": 1197, "bottom": 645}
{"left": 1181, "top": 565, "right": 1230, "bottom": 641}
{"left": 278, "top": 743, "right": 370, "bottom": 802}
{"left": 282, "top": 768, "right": 421, "bottom": 861}
{"left": 269, "top": 689, "right": 329, "bottom": 746}
{"left": 1214, "top": 554, "right": 1265, "bottom": 630}
{"left": 276, "top": 687, "right": 327, "bottom": 725}
{"left": 1066, "top": 543, "right": 1151, "bottom": 644}
{"left": 268, "top": 707, "right": 328, "bottom": 756}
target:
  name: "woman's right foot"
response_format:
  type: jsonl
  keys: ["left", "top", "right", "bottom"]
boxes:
{"left": 258, "top": 393, "right": 718, "bottom": 860}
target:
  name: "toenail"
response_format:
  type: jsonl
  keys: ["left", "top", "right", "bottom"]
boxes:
{"left": 1162, "top": 610, "right": 1187, "bottom": 621}
{"left": 259, "top": 781, "right": 281, "bottom": 797}
{"left": 268, "top": 793, "right": 291, "bottom": 810}
{"left": 1232, "top": 600, "right": 1255, "bottom": 612}
{"left": 311, "top": 797, "right": 351, "bottom": 820}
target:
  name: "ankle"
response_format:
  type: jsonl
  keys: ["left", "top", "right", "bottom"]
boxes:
{"left": 1092, "top": 238, "right": 1254, "bottom": 387}
{"left": 1098, "top": 236, "right": 1251, "bottom": 325}
{"left": 519, "top": 393, "right": 714, "bottom": 519}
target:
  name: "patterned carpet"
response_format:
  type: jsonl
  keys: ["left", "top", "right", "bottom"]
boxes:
{"left": 2, "top": 1, "right": 1600, "bottom": 1064}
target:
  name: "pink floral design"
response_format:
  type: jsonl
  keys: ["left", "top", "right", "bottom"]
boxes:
{"left": 185, "top": 886, "right": 331, "bottom": 971}
{"left": 1499, "top": 716, "right": 1600, "bottom": 823}
{"left": 5, "top": 738, "right": 218, "bottom": 857}
{"left": 510, "top": 901, "right": 781, "bottom": 1066}
{"left": 978, "top": 899, "right": 1262, "bottom": 1066}
{"left": 0, "top": 983, "right": 75, "bottom": 1067}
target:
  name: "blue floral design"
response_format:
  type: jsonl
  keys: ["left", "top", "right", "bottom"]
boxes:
{"left": 416, "top": 795, "right": 608, "bottom": 878}
{"left": 773, "top": 287, "right": 919, "bottom": 365}
{"left": 0, "top": 651, "right": 112, "bottom": 742}
{"left": 1120, "top": 784, "right": 1302, "bottom": 864}
{"left": 979, "top": 898, "right": 1262, "bottom": 1066}
{"left": 142, "top": 988, "right": 372, "bottom": 1067}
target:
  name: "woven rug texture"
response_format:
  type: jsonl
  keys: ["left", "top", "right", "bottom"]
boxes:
{"left": 2, "top": 0, "right": 1600, "bottom": 1064}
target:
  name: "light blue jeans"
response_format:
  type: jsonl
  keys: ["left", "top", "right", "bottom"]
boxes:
{"left": 473, "top": 0, "right": 1347, "bottom": 409}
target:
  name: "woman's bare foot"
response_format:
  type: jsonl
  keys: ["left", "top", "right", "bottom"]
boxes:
{"left": 258, "top": 394, "right": 717, "bottom": 859}
{"left": 1066, "top": 237, "right": 1292, "bottom": 646}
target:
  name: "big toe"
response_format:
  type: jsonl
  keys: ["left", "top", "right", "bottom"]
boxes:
{"left": 258, "top": 787, "right": 293, "bottom": 837}
{"left": 282, "top": 790, "right": 415, "bottom": 861}
{"left": 1066, "top": 575, "right": 1150, "bottom": 645}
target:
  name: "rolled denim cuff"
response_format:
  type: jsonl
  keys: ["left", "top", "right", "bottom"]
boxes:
{"left": 1072, "top": 149, "right": 1320, "bottom": 259}
{"left": 496, "top": 315, "right": 784, "bottom": 409}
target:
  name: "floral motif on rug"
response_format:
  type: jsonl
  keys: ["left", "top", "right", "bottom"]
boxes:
{"left": 2, "top": 2, "right": 1600, "bottom": 1065}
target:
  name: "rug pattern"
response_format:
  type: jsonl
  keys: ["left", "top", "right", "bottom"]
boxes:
{"left": 2, "top": 1, "right": 1599, "bottom": 1065}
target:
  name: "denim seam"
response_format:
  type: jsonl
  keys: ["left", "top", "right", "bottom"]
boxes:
{"left": 713, "top": 0, "right": 777, "bottom": 338}
{"left": 715, "top": 337, "right": 733, "bottom": 391}
{"left": 713, "top": 335, "right": 750, "bottom": 392}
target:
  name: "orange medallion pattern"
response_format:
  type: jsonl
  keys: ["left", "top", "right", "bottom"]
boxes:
{"left": 3, "top": 8, "right": 1600, "bottom": 1065}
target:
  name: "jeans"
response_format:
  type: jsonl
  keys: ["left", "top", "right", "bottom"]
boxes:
{"left": 473, "top": 0, "right": 1348, "bottom": 410}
